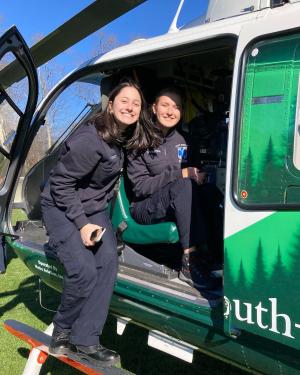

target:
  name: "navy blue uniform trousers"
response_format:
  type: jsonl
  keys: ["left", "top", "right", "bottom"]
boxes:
{"left": 41, "top": 203, "right": 118, "bottom": 346}
{"left": 130, "top": 179, "right": 205, "bottom": 249}
{"left": 131, "top": 178, "right": 223, "bottom": 257}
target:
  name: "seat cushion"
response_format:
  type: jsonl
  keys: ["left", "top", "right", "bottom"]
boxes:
{"left": 111, "top": 177, "right": 179, "bottom": 244}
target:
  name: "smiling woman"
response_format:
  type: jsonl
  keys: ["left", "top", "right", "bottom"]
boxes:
{"left": 108, "top": 86, "right": 142, "bottom": 128}
{"left": 39, "top": 79, "right": 158, "bottom": 368}
{"left": 127, "top": 86, "right": 223, "bottom": 290}
{"left": 152, "top": 90, "right": 183, "bottom": 131}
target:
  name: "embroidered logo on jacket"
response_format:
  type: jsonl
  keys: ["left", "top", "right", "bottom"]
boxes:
{"left": 147, "top": 149, "right": 161, "bottom": 159}
{"left": 176, "top": 144, "right": 187, "bottom": 162}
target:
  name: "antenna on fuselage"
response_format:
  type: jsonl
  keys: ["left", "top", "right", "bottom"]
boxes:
{"left": 168, "top": 0, "right": 185, "bottom": 33}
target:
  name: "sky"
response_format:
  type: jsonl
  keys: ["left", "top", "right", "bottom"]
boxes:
{"left": 0, "top": 0, "right": 209, "bottom": 72}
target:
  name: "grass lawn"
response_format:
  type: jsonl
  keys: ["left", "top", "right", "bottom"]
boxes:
{"left": 0, "top": 211, "right": 247, "bottom": 374}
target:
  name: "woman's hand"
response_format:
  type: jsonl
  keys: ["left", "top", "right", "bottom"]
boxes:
{"left": 80, "top": 223, "right": 105, "bottom": 247}
{"left": 182, "top": 167, "right": 207, "bottom": 185}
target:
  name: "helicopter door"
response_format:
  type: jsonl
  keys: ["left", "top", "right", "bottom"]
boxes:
{"left": 0, "top": 26, "right": 38, "bottom": 230}
{"left": 224, "top": 5, "right": 300, "bottom": 350}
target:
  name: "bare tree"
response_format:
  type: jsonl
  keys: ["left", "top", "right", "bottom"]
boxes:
{"left": 73, "top": 31, "right": 120, "bottom": 105}
{"left": 0, "top": 30, "right": 120, "bottom": 176}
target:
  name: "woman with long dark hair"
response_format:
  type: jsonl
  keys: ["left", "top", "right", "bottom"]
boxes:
{"left": 127, "top": 86, "right": 223, "bottom": 290}
{"left": 41, "top": 80, "right": 159, "bottom": 367}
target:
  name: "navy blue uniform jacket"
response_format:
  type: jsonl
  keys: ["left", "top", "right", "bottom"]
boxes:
{"left": 127, "top": 129, "right": 188, "bottom": 202}
{"left": 41, "top": 123, "right": 123, "bottom": 229}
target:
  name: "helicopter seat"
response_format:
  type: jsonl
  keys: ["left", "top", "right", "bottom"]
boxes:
{"left": 111, "top": 176, "right": 179, "bottom": 245}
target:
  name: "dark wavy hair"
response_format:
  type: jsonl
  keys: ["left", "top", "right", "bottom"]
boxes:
{"left": 91, "top": 80, "right": 160, "bottom": 151}
{"left": 154, "top": 86, "right": 186, "bottom": 107}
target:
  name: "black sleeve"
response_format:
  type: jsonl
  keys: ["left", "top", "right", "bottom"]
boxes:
{"left": 49, "top": 133, "right": 102, "bottom": 229}
{"left": 127, "top": 152, "right": 182, "bottom": 199}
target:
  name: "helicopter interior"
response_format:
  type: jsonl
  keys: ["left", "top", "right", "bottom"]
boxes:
{"left": 12, "top": 36, "right": 237, "bottom": 304}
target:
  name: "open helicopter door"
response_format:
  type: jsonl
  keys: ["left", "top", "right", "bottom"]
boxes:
{"left": 224, "top": 2, "right": 300, "bottom": 355}
{"left": 0, "top": 26, "right": 38, "bottom": 271}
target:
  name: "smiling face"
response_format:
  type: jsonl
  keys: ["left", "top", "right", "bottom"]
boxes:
{"left": 108, "top": 86, "right": 142, "bottom": 129}
{"left": 152, "top": 92, "right": 182, "bottom": 131}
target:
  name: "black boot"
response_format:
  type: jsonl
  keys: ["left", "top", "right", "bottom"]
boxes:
{"left": 179, "top": 252, "right": 219, "bottom": 290}
{"left": 197, "top": 244, "right": 223, "bottom": 279}
{"left": 68, "top": 343, "right": 120, "bottom": 368}
{"left": 49, "top": 327, "right": 70, "bottom": 355}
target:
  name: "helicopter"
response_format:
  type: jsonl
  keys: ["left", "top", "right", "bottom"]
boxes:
{"left": 2, "top": 0, "right": 300, "bottom": 374}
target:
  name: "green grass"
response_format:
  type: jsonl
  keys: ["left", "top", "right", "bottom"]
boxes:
{"left": 0, "top": 244, "right": 247, "bottom": 374}
{"left": 11, "top": 208, "right": 28, "bottom": 226}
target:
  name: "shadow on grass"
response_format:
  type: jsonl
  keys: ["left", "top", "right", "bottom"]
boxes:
{"left": 1, "top": 240, "right": 17, "bottom": 272}
{"left": 17, "top": 347, "right": 83, "bottom": 375}
{"left": 0, "top": 275, "right": 54, "bottom": 324}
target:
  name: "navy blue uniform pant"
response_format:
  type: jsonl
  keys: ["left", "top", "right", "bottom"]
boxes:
{"left": 130, "top": 179, "right": 206, "bottom": 249}
{"left": 41, "top": 203, "right": 118, "bottom": 346}
{"left": 131, "top": 178, "right": 223, "bottom": 258}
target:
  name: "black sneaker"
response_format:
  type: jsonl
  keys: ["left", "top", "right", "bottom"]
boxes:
{"left": 179, "top": 252, "right": 218, "bottom": 290}
{"left": 49, "top": 328, "right": 70, "bottom": 355}
{"left": 68, "top": 343, "right": 120, "bottom": 368}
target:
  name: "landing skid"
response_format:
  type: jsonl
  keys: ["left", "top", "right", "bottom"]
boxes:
{"left": 4, "top": 319, "right": 128, "bottom": 375}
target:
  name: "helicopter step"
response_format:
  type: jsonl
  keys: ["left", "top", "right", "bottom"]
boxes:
{"left": 4, "top": 319, "right": 128, "bottom": 375}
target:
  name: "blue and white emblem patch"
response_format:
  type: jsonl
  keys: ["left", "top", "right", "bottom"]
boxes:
{"left": 177, "top": 145, "right": 187, "bottom": 162}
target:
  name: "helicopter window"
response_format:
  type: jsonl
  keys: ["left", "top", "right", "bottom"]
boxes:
{"left": 0, "top": 51, "right": 32, "bottom": 191}
{"left": 0, "top": 54, "right": 29, "bottom": 159}
{"left": 0, "top": 153, "right": 9, "bottom": 188}
{"left": 18, "top": 77, "right": 101, "bottom": 220}
{"left": 0, "top": 52, "right": 29, "bottom": 156}
{"left": 0, "top": 96, "right": 19, "bottom": 147}
{"left": 0, "top": 96, "right": 20, "bottom": 155}
{"left": 236, "top": 32, "right": 300, "bottom": 208}
{"left": 23, "top": 79, "right": 101, "bottom": 176}
{"left": 0, "top": 52, "right": 29, "bottom": 114}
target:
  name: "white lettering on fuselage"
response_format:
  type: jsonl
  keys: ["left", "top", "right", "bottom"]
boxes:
{"left": 225, "top": 296, "right": 298, "bottom": 339}
{"left": 34, "top": 260, "right": 63, "bottom": 280}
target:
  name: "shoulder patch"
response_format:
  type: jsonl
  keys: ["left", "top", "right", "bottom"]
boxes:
{"left": 176, "top": 144, "right": 188, "bottom": 162}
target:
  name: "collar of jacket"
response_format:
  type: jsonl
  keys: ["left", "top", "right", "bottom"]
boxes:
{"left": 160, "top": 126, "right": 177, "bottom": 143}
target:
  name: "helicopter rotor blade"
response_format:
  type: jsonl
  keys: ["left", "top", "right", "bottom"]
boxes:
{"left": 0, "top": 0, "right": 146, "bottom": 88}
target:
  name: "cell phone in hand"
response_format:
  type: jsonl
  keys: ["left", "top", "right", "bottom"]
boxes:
{"left": 90, "top": 227, "right": 106, "bottom": 243}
